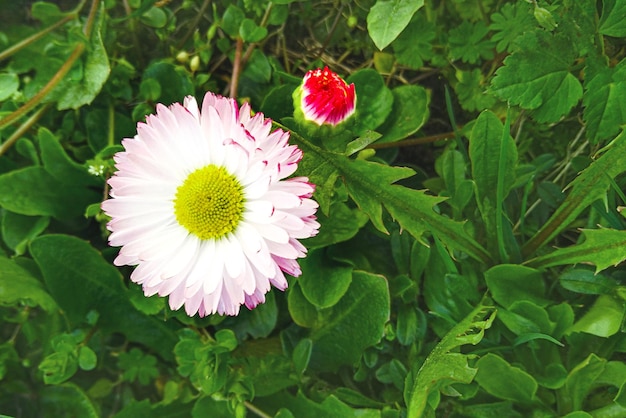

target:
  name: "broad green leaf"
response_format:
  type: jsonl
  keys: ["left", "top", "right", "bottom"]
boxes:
{"left": 141, "top": 61, "right": 194, "bottom": 106}
{"left": 1, "top": 211, "right": 49, "bottom": 256}
{"left": 0, "top": 167, "right": 100, "bottom": 219}
{"left": 376, "top": 85, "right": 430, "bottom": 144}
{"left": 474, "top": 354, "right": 538, "bottom": 403}
{"left": 287, "top": 281, "right": 318, "bottom": 328}
{"left": 528, "top": 229, "right": 626, "bottom": 273}
{"left": 30, "top": 234, "right": 178, "bottom": 360}
{"left": 51, "top": 8, "right": 111, "bottom": 110}
{"left": 484, "top": 265, "right": 548, "bottom": 309}
{"left": 469, "top": 111, "right": 517, "bottom": 256}
{"left": 285, "top": 124, "right": 491, "bottom": 263}
{"left": 498, "top": 300, "right": 554, "bottom": 336}
{"left": 396, "top": 304, "right": 419, "bottom": 346}
{"left": 292, "top": 338, "right": 312, "bottom": 376}
{"left": 569, "top": 295, "right": 625, "bottom": 338}
{"left": 308, "top": 271, "right": 389, "bottom": 372}
{"left": 256, "top": 391, "right": 381, "bottom": 418}
{"left": 239, "top": 18, "right": 267, "bottom": 42}
{"left": 583, "top": 58, "right": 626, "bottom": 144}
{"left": 40, "top": 383, "right": 98, "bottom": 418}
{"left": 405, "top": 304, "right": 496, "bottom": 417}
{"left": 346, "top": 69, "right": 393, "bottom": 134}
{"left": 0, "top": 256, "right": 57, "bottom": 312}
{"left": 39, "top": 128, "right": 101, "bottom": 187}
{"left": 221, "top": 5, "right": 245, "bottom": 38}
{"left": 0, "top": 73, "right": 19, "bottom": 101}
{"left": 304, "top": 201, "right": 368, "bottom": 249}
{"left": 192, "top": 397, "right": 234, "bottom": 418}
{"left": 491, "top": 30, "right": 583, "bottom": 123}
{"left": 564, "top": 354, "right": 606, "bottom": 411}
{"left": 460, "top": 402, "right": 523, "bottom": 418}
{"left": 558, "top": 269, "right": 618, "bottom": 295}
{"left": 367, "top": 0, "right": 425, "bottom": 50}
{"left": 600, "top": 0, "right": 626, "bottom": 37}
{"left": 523, "top": 130, "right": 626, "bottom": 256}
{"left": 299, "top": 249, "right": 353, "bottom": 309}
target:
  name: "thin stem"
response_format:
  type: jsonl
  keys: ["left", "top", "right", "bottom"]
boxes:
{"left": 230, "top": 37, "right": 244, "bottom": 99}
{"left": 444, "top": 85, "right": 468, "bottom": 162}
{"left": 0, "top": 0, "right": 100, "bottom": 131}
{"left": 367, "top": 130, "right": 456, "bottom": 149}
{"left": 0, "top": 14, "right": 76, "bottom": 62}
{"left": 177, "top": 0, "right": 211, "bottom": 49}
{"left": 242, "top": 2, "right": 274, "bottom": 64}
{"left": 0, "top": 104, "right": 52, "bottom": 157}
{"left": 244, "top": 401, "right": 272, "bottom": 418}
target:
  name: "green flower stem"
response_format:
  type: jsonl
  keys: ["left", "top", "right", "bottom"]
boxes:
{"left": 0, "top": 104, "right": 51, "bottom": 157}
{"left": 0, "top": 0, "right": 99, "bottom": 131}
{"left": 0, "top": 14, "right": 76, "bottom": 62}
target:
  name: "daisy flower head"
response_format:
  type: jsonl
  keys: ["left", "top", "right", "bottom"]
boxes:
{"left": 297, "top": 66, "right": 356, "bottom": 126}
{"left": 101, "top": 93, "right": 319, "bottom": 317}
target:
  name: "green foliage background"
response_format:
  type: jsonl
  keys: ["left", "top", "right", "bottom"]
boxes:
{"left": 1, "top": 0, "right": 626, "bottom": 417}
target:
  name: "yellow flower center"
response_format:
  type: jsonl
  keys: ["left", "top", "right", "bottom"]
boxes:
{"left": 174, "top": 165, "right": 245, "bottom": 240}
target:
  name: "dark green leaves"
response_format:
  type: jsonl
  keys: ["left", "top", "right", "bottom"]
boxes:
{"left": 491, "top": 31, "right": 583, "bottom": 123}
{"left": 475, "top": 354, "right": 538, "bottom": 403}
{"left": 600, "top": 0, "right": 626, "bottom": 37}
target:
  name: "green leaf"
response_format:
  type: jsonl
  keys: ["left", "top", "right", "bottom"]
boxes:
{"left": 308, "top": 271, "right": 389, "bottom": 372}
{"left": 41, "top": 383, "right": 99, "bottom": 418}
{"left": 523, "top": 129, "right": 626, "bottom": 256}
{"left": 1, "top": 211, "right": 49, "bottom": 256}
{"left": 454, "top": 68, "right": 497, "bottom": 112}
{"left": 474, "top": 353, "right": 538, "bottom": 403}
{"left": 569, "top": 295, "right": 625, "bottom": 338}
{"left": 304, "top": 201, "right": 368, "bottom": 249}
{"left": 299, "top": 249, "right": 353, "bottom": 309}
{"left": 30, "top": 235, "right": 178, "bottom": 360}
{"left": 346, "top": 69, "right": 393, "bottom": 134}
{"left": 564, "top": 354, "right": 607, "bottom": 411}
{"left": 600, "top": 0, "right": 626, "bottom": 37}
{"left": 78, "top": 346, "right": 97, "bottom": 371}
{"left": 491, "top": 30, "right": 583, "bottom": 123}
{"left": 0, "top": 73, "right": 19, "bottom": 101}
{"left": 448, "top": 21, "right": 495, "bottom": 64}
{"left": 221, "top": 5, "right": 245, "bottom": 38}
{"left": 528, "top": 229, "right": 626, "bottom": 273}
{"left": 258, "top": 391, "right": 381, "bottom": 418}
{"left": 51, "top": 8, "right": 111, "bottom": 110}
{"left": 0, "top": 166, "right": 100, "bottom": 219}
{"left": 484, "top": 265, "right": 548, "bottom": 309}
{"left": 239, "top": 18, "right": 268, "bottom": 42}
{"left": 0, "top": 256, "right": 57, "bottom": 312}
{"left": 406, "top": 304, "right": 496, "bottom": 417}
{"left": 367, "top": 0, "right": 425, "bottom": 50}
{"left": 375, "top": 85, "right": 430, "bottom": 144}
{"left": 469, "top": 111, "right": 517, "bottom": 255}
{"left": 489, "top": 2, "right": 535, "bottom": 53}
{"left": 39, "top": 128, "right": 100, "bottom": 187}
{"left": 292, "top": 338, "right": 312, "bottom": 376}
{"left": 141, "top": 61, "right": 194, "bottom": 105}
{"left": 284, "top": 123, "right": 491, "bottom": 263}
{"left": 392, "top": 13, "right": 435, "bottom": 69}
{"left": 583, "top": 58, "right": 626, "bottom": 144}
{"left": 559, "top": 269, "right": 617, "bottom": 295}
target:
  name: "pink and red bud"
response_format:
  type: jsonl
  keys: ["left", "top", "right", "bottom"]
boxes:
{"left": 296, "top": 66, "right": 356, "bottom": 126}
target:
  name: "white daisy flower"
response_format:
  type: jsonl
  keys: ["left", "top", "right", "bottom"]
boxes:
{"left": 101, "top": 92, "right": 319, "bottom": 317}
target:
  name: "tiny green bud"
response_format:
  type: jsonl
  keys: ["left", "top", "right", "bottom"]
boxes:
{"left": 347, "top": 15, "right": 357, "bottom": 29}
{"left": 176, "top": 51, "right": 189, "bottom": 63}
{"left": 189, "top": 55, "right": 200, "bottom": 72}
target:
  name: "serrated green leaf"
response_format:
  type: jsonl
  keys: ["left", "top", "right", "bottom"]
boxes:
{"left": 392, "top": 13, "right": 435, "bottom": 69}
{"left": 0, "top": 256, "right": 57, "bottom": 312}
{"left": 448, "top": 20, "right": 495, "bottom": 64}
{"left": 30, "top": 235, "right": 178, "bottom": 360}
{"left": 406, "top": 304, "right": 496, "bottom": 417}
{"left": 287, "top": 124, "right": 491, "bottom": 263}
{"left": 583, "top": 58, "right": 626, "bottom": 144}
{"left": 454, "top": 68, "right": 496, "bottom": 112}
{"left": 308, "top": 271, "right": 389, "bottom": 372}
{"left": 523, "top": 129, "right": 626, "bottom": 256}
{"left": 489, "top": 2, "right": 535, "bottom": 53}
{"left": 528, "top": 229, "right": 626, "bottom": 273}
{"left": 600, "top": 0, "right": 626, "bottom": 37}
{"left": 474, "top": 353, "right": 538, "bottom": 403}
{"left": 491, "top": 30, "right": 583, "bottom": 123}
{"left": 367, "top": 0, "right": 425, "bottom": 50}
{"left": 376, "top": 85, "right": 429, "bottom": 144}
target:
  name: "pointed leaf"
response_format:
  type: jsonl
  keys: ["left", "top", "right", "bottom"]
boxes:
{"left": 0, "top": 256, "right": 57, "bottom": 312}
{"left": 367, "top": 0, "right": 425, "bottom": 50}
